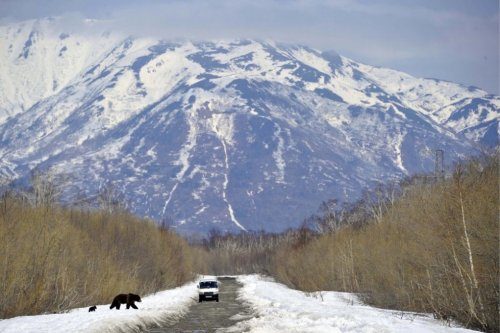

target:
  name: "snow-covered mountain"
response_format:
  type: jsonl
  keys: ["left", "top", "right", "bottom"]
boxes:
{"left": 0, "top": 18, "right": 498, "bottom": 234}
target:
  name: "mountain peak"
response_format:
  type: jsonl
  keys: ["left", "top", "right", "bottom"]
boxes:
{"left": 0, "top": 19, "right": 498, "bottom": 234}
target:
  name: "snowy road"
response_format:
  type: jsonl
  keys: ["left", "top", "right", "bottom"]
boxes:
{"left": 0, "top": 275, "right": 480, "bottom": 333}
{"left": 144, "top": 277, "right": 252, "bottom": 333}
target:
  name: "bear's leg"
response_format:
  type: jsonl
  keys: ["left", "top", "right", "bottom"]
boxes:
{"left": 126, "top": 304, "right": 130, "bottom": 309}
{"left": 130, "top": 303, "right": 138, "bottom": 309}
{"left": 116, "top": 303, "right": 121, "bottom": 310}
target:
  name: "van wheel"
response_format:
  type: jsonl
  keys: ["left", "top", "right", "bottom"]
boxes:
{"left": 215, "top": 296, "right": 219, "bottom": 302}
{"left": 198, "top": 296, "right": 203, "bottom": 303}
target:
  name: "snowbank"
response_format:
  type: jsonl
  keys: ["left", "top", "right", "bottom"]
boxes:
{"left": 231, "top": 275, "right": 479, "bottom": 333}
{"left": 0, "top": 282, "right": 197, "bottom": 333}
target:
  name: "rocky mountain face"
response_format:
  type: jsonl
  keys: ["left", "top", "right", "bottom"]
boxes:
{"left": 0, "top": 18, "right": 498, "bottom": 234}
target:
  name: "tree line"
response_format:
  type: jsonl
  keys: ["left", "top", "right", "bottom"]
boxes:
{"left": 0, "top": 172, "right": 206, "bottom": 318}
{"left": 199, "top": 154, "right": 498, "bottom": 332}
{"left": 1, "top": 154, "right": 497, "bottom": 332}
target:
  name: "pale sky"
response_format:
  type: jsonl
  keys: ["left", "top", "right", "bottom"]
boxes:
{"left": 1, "top": 0, "right": 498, "bottom": 93}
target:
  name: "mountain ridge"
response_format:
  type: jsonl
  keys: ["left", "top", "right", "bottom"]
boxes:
{"left": 0, "top": 18, "right": 498, "bottom": 234}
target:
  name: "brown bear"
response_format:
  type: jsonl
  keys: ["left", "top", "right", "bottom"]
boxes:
{"left": 110, "top": 293, "right": 142, "bottom": 310}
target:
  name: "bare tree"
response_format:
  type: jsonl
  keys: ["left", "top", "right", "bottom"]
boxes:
{"left": 97, "top": 182, "right": 126, "bottom": 213}
{"left": 23, "top": 168, "right": 70, "bottom": 207}
{"left": 452, "top": 163, "right": 487, "bottom": 329}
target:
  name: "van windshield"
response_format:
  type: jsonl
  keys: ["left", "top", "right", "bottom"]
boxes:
{"left": 199, "top": 281, "right": 218, "bottom": 289}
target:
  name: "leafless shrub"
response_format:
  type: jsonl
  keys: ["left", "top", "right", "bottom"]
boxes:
{"left": 0, "top": 181, "right": 203, "bottom": 318}
{"left": 265, "top": 154, "right": 498, "bottom": 332}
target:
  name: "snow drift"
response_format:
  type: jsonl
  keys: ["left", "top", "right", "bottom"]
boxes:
{"left": 230, "top": 275, "right": 480, "bottom": 333}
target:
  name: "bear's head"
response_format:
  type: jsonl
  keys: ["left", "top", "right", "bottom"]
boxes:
{"left": 129, "top": 293, "right": 142, "bottom": 302}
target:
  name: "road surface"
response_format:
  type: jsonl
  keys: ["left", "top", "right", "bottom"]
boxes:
{"left": 144, "top": 277, "right": 253, "bottom": 333}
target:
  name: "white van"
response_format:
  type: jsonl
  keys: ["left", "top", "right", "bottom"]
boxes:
{"left": 197, "top": 277, "right": 219, "bottom": 302}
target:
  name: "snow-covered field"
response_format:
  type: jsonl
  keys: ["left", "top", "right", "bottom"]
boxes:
{"left": 230, "top": 275, "right": 479, "bottom": 333}
{"left": 0, "top": 282, "right": 197, "bottom": 333}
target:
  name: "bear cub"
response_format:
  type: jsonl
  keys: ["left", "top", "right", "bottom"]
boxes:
{"left": 88, "top": 305, "right": 97, "bottom": 312}
{"left": 110, "top": 293, "right": 142, "bottom": 310}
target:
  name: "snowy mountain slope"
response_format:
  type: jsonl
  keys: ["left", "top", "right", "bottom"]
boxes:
{"left": 0, "top": 18, "right": 498, "bottom": 234}
{"left": 0, "top": 18, "right": 125, "bottom": 122}
{"left": 359, "top": 64, "right": 500, "bottom": 147}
